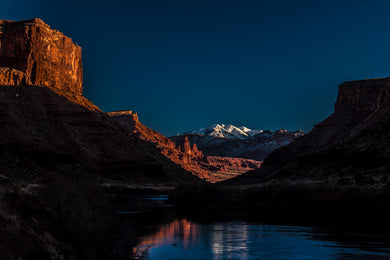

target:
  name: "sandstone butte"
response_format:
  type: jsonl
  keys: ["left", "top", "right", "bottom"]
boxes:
{"left": 229, "top": 77, "right": 390, "bottom": 185}
{"left": 0, "top": 18, "right": 82, "bottom": 95}
{"left": 0, "top": 18, "right": 261, "bottom": 182}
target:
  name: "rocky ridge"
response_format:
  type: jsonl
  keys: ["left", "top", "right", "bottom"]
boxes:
{"left": 109, "top": 111, "right": 262, "bottom": 182}
{"left": 184, "top": 123, "right": 263, "bottom": 139}
{"left": 0, "top": 19, "right": 202, "bottom": 260}
{"left": 231, "top": 77, "right": 390, "bottom": 186}
{"left": 0, "top": 18, "right": 83, "bottom": 95}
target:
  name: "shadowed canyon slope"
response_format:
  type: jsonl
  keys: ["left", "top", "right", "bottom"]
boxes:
{"left": 0, "top": 19, "right": 263, "bottom": 258}
{"left": 0, "top": 86, "right": 201, "bottom": 184}
{"left": 0, "top": 19, "right": 199, "bottom": 185}
{"left": 108, "top": 111, "right": 261, "bottom": 182}
{"left": 0, "top": 19, "right": 263, "bottom": 183}
{"left": 0, "top": 19, "right": 203, "bottom": 260}
{"left": 231, "top": 77, "right": 390, "bottom": 186}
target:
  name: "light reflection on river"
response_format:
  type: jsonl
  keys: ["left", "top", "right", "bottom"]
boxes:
{"left": 133, "top": 219, "right": 390, "bottom": 260}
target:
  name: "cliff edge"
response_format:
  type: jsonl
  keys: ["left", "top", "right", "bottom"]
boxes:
{"left": 231, "top": 77, "right": 390, "bottom": 185}
{"left": 0, "top": 18, "right": 83, "bottom": 95}
{"left": 0, "top": 19, "right": 201, "bottom": 259}
{"left": 108, "top": 110, "right": 261, "bottom": 182}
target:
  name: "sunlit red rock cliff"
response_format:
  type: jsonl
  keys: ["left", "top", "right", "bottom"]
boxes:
{"left": 0, "top": 18, "right": 82, "bottom": 95}
{"left": 108, "top": 111, "right": 261, "bottom": 182}
{"left": 0, "top": 18, "right": 261, "bottom": 183}
{"left": 0, "top": 18, "right": 261, "bottom": 186}
{"left": 0, "top": 18, "right": 205, "bottom": 186}
{"left": 0, "top": 18, "right": 209, "bottom": 259}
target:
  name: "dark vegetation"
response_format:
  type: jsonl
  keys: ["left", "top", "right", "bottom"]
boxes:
{"left": 3, "top": 174, "right": 390, "bottom": 259}
{"left": 0, "top": 85, "right": 201, "bottom": 259}
{"left": 0, "top": 166, "right": 181, "bottom": 260}
{"left": 0, "top": 171, "right": 137, "bottom": 260}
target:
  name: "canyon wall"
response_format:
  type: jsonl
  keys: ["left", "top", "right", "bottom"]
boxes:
{"left": 0, "top": 20, "right": 204, "bottom": 259}
{"left": 0, "top": 18, "right": 216, "bottom": 260}
{"left": 108, "top": 111, "right": 262, "bottom": 182}
{"left": 0, "top": 18, "right": 83, "bottom": 95}
{"left": 232, "top": 77, "right": 390, "bottom": 185}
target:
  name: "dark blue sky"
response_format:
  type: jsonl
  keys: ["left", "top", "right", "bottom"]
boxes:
{"left": 2, "top": 0, "right": 390, "bottom": 136}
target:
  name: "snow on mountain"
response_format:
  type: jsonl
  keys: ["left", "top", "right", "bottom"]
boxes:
{"left": 184, "top": 124, "right": 265, "bottom": 139}
{"left": 238, "top": 126, "right": 263, "bottom": 137}
{"left": 170, "top": 124, "right": 305, "bottom": 161}
{"left": 172, "top": 124, "right": 305, "bottom": 161}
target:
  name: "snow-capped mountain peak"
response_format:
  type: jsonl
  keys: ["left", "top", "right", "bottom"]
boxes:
{"left": 184, "top": 123, "right": 264, "bottom": 139}
{"left": 238, "top": 126, "right": 263, "bottom": 137}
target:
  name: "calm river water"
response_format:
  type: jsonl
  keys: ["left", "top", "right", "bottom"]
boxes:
{"left": 128, "top": 196, "right": 390, "bottom": 259}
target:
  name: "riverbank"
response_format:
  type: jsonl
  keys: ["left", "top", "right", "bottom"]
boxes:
{"left": 169, "top": 181, "right": 390, "bottom": 230}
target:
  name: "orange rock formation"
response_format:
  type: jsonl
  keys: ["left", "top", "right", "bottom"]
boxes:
{"left": 108, "top": 111, "right": 262, "bottom": 182}
{"left": 0, "top": 18, "right": 83, "bottom": 95}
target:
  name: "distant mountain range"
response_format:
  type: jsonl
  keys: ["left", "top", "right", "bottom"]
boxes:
{"left": 170, "top": 124, "right": 304, "bottom": 161}
{"left": 185, "top": 123, "right": 263, "bottom": 139}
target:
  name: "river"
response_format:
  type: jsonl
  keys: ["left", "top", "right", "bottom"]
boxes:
{"left": 125, "top": 195, "right": 390, "bottom": 259}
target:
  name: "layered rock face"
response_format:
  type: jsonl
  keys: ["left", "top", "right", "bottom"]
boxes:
{"left": 0, "top": 18, "right": 83, "bottom": 95}
{"left": 232, "top": 77, "right": 390, "bottom": 186}
{"left": 108, "top": 111, "right": 262, "bottom": 182}
{"left": 0, "top": 19, "right": 200, "bottom": 185}
{"left": 0, "top": 85, "right": 206, "bottom": 260}
{"left": 335, "top": 78, "right": 390, "bottom": 112}
{"left": 0, "top": 19, "right": 203, "bottom": 260}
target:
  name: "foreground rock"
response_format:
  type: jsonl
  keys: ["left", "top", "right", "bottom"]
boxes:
{"left": 109, "top": 111, "right": 262, "bottom": 182}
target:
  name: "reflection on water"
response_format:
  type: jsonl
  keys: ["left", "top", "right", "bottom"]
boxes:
{"left": 135, "top": 219, "right": 198, "bottom": 251}
{"left": 211, "top": 223, "right": 248, "bottom": 260}
{"left": 133, "top": 219, "right": 390, "bottom": 260}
